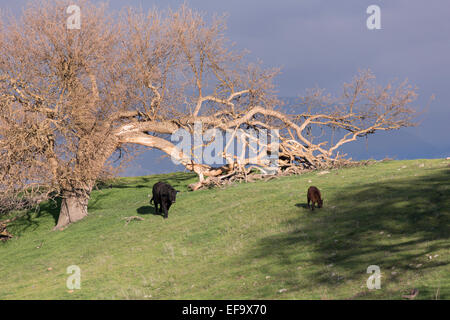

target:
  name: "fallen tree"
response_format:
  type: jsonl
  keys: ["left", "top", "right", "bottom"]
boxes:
{"left": 0, "top": 0, "right": 419, "bottom": 229}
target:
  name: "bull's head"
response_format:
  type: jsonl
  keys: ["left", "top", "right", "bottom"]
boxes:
{"left": 318, "top": 198, "right": 323, "bottom": 208}
{"left": 170, "top": 189, "right": 180, "bottom": 203}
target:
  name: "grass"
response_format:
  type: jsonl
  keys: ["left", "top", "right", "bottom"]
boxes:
{"left": 0, "top": 159, "right": 449, "bottom": 299}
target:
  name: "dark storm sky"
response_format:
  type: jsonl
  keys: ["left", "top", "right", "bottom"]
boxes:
{"left": 1, "top": 0, "right": 449, "bottom": 176}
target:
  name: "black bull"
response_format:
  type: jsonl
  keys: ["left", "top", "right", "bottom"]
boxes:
{"left": 150, "top": 182, "right": 179, "bottom": 218}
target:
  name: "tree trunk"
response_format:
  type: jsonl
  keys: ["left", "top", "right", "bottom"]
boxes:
{"left": 53, "top": 191, "right": 90, "bottom": 231}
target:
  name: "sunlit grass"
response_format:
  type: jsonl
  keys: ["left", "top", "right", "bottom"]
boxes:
{"left": 1, "top": 159, "right": 449, "bottom": 299}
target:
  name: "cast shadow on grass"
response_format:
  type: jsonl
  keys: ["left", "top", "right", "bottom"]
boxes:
{"left": 5, "top": 211, "right": 39, "bottom": 236}
{"left": 37, "top": 198, "right": 61, "bottom": 224}
{"left": 241, "top": 168, "right": 450, "bottom": 299}
{"left": 137, "top": 205, "right": 161, "bottom": 216}
{"left": 6, "top": 198, "right": 61, "bottom": 237}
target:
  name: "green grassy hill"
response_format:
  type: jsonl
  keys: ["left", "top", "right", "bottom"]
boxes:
{"left": 1, "top": 159, "right": 449, "bottom": 299}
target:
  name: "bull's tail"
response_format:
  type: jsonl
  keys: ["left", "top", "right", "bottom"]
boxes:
{"left": 150, "top": 196, "right": 154, "bottom": 204}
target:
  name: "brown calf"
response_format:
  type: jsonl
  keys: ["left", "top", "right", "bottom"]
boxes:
{"left": 307, "top": 186, "right": 323, "bottom": 211}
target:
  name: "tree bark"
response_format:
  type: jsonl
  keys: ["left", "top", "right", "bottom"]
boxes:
{"left": 53, "top": 191, "right": 90, "bottom": 231}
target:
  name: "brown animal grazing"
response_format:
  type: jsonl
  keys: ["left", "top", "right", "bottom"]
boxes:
{"left": 307, "top": 186, "right": 323, "bottom": 211}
